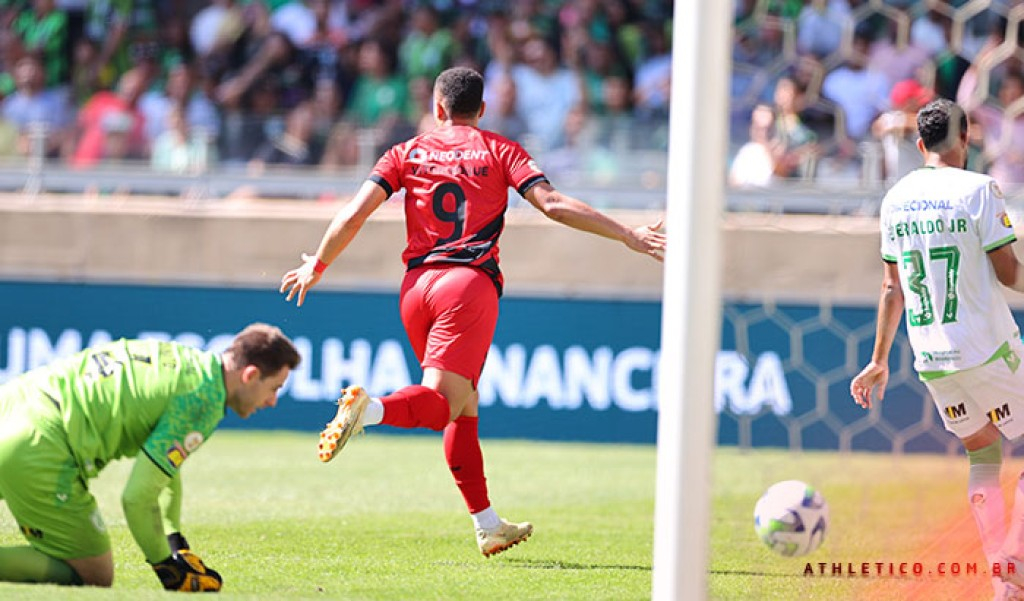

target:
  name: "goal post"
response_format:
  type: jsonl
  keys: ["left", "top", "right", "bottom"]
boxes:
{"left": 651, "top": 1, "right": 731, "bottom": 600}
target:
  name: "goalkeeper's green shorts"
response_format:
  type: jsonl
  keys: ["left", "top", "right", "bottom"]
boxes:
{"left": 0, "top": 382, "right": 110, "bottom": 559}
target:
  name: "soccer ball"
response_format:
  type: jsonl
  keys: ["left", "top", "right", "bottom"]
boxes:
{"left": 753, "top": 480, "right": 829, "bottom": 557}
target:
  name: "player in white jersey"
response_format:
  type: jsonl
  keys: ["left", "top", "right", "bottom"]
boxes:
{"left": 880, "top": 157, "right": 1018, "bottom": 378}
{"left": 851, "top": 99, "right": 1024, "bottom": 600}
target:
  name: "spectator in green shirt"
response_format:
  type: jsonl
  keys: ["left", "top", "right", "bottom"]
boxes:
{"left": 82, "top": 0, "right": 160, "bottom": 90}
{"left": 348, "top": 38, "right": 409, "bottom": 127}
{"left": 399, "top": 5, "right": 456, "bottom": 81}
{"left": 10, "top": 0, "right": 68, "bottom": 87}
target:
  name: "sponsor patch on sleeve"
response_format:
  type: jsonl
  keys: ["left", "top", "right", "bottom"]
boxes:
{"left": 166, "top": 443, "right": 187, "bottom": 468}
{"left": 1001, "top": 211, "right": 1013, "bottom": 228}
{"left": 184, "top": 431, "right": 204, "bottom": 452}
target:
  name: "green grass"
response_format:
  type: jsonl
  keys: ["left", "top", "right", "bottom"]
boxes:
{"left": 0, "top": 431, "right": 655, "bottom": 600}
{"left": 710, "top": 449, "right": 989, "bottom": 601}
{"left": 0, "top": 433, "right": 1005, "bottom": 599}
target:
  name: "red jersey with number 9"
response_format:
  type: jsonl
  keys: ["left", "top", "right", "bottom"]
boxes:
{"left": 369, "top": 125, "right": 548, "bottom": 295}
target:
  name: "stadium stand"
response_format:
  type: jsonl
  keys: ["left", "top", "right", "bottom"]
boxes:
{"left": 1, "top": 1, "right": 1022, "bottom": 215}
{"left": 0, "top": 0, "right": 672, "bottom": 208}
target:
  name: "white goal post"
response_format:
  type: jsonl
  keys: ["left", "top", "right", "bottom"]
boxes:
{"left": 652, "top": 1, "right": 731, "bottom": 600}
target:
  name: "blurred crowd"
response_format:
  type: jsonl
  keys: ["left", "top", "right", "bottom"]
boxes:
{"left": 729, "top": 0, "right": 1024, "bottom": 194}
{"left": 26, "top": 0, "right": 1024, "bottom": 198}
{"left": 0, "top": 0, "right": 673, "bottom": 184}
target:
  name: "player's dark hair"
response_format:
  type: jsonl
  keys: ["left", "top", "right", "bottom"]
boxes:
{"left": 435, "top": 67, "right": 484, "bottom": 118}
{"left": 227, "top": 323, "right": 301, "bottom": 375}
{"left": 917, "top": 98, "right": 967, "bottom": 152}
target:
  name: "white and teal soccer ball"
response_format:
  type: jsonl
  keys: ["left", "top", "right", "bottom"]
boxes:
{"left": 753, "top": 480, "right": 829, "bottom": 557}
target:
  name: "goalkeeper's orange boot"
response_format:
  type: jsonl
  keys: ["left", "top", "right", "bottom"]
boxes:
{"left": 318, "top": 386, "right": 370, "bottom": 463}
{"left": 476, "top": 518, "right": 533, "bottom": 558}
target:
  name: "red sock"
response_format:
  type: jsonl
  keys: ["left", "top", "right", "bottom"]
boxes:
{"left": 380, "top": 385, "right": 450, "bottom": 431}
{"left": 444, "top": 416, "right": 490, "bottom": 514}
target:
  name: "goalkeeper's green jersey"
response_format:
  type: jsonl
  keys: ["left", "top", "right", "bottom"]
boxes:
{"left": 14, "top": 338, "right": 226, "bottom": 479}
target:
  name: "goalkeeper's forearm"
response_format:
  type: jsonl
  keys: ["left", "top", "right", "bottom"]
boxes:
{"left": 160, "top": 472, "right": 183, "bottom": 536}
{"left": 122, "top": 453, "right": 175, "bottom": 563}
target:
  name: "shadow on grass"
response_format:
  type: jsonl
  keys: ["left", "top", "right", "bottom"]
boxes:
{"left": 502, "top": 559, "right": 651, "bottom": 571}
{"left": 434, "top": 558, "right": 651, "bottom": 571}
{"left": 708, "top": 569, "right": 803, "bottom": 578}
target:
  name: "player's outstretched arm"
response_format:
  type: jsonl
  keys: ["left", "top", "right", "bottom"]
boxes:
{"left": 850, "top": 262, "right": 904, "bottom": 409}
{"left": 280, "top": 180, "right": 389, "bottom": 306}
{"left": 523, "top": 181, "right": 666, "bottom": 261}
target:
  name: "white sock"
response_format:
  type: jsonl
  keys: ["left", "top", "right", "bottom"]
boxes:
{"left": 1001, "top": 472, "right": 1024, "bottom": 559}
{"left": 472, "top": 506, "right": 500, "bottom": 531}
{"left": 969, "top": 462, "right": 1005, "bottom": 563}
{"left": 362, "top": 398, "right": 384, "bottom": 426}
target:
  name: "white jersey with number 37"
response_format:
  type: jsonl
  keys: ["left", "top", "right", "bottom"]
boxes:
{"left": 880, "top": 167, "right": 1018, "bottom": 374}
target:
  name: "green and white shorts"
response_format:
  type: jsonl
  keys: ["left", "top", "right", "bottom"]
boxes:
{"left": 926, "top": 339, "right": 1024, "bottom": 441}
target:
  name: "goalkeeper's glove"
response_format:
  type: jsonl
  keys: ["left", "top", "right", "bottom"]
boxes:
{"left": 151, "top": 536, "right": 223, "bottom": 593}
{"left": 165, "top": 532, "right": 222, "bottom": 588}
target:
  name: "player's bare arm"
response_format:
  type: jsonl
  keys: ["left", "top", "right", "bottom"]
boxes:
{"left": 988, "top": 243, "right": 1024, "bottom": 293}
{"left": 523, "top": 181, "right": 666, "bottom": 261}
{"left": 280, "top": 181, "right": 389, "bottom": 307}
{"left": 851, "top": 261, "right": 904, "bottom": 409}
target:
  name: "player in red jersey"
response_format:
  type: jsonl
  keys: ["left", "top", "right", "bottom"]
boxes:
{"left": 280, "top": 66, "right": 665, "bottom": 557}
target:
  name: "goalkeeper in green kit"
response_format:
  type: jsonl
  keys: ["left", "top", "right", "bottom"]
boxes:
{"left": 0, "top": 323, "right": 300, "bottom": 591}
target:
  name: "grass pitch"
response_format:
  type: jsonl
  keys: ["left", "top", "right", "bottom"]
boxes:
{"left": 0, "top": 431, "right": 1005, "bottom": 600}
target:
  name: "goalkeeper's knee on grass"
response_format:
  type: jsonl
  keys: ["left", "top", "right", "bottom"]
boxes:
{"left": 151, "top": 535, "right": 222, "bottom": 593}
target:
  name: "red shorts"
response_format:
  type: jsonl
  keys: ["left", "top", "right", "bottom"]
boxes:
{"left": 399, "top": 265, "right": 499, "bottom": 386}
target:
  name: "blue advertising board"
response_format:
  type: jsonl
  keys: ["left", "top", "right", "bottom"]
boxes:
{"left": 0, "top": 281, "right": 962, "bottom": 452}
{"left": 0, "top": 280, "right": 661, "bottom": 443}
